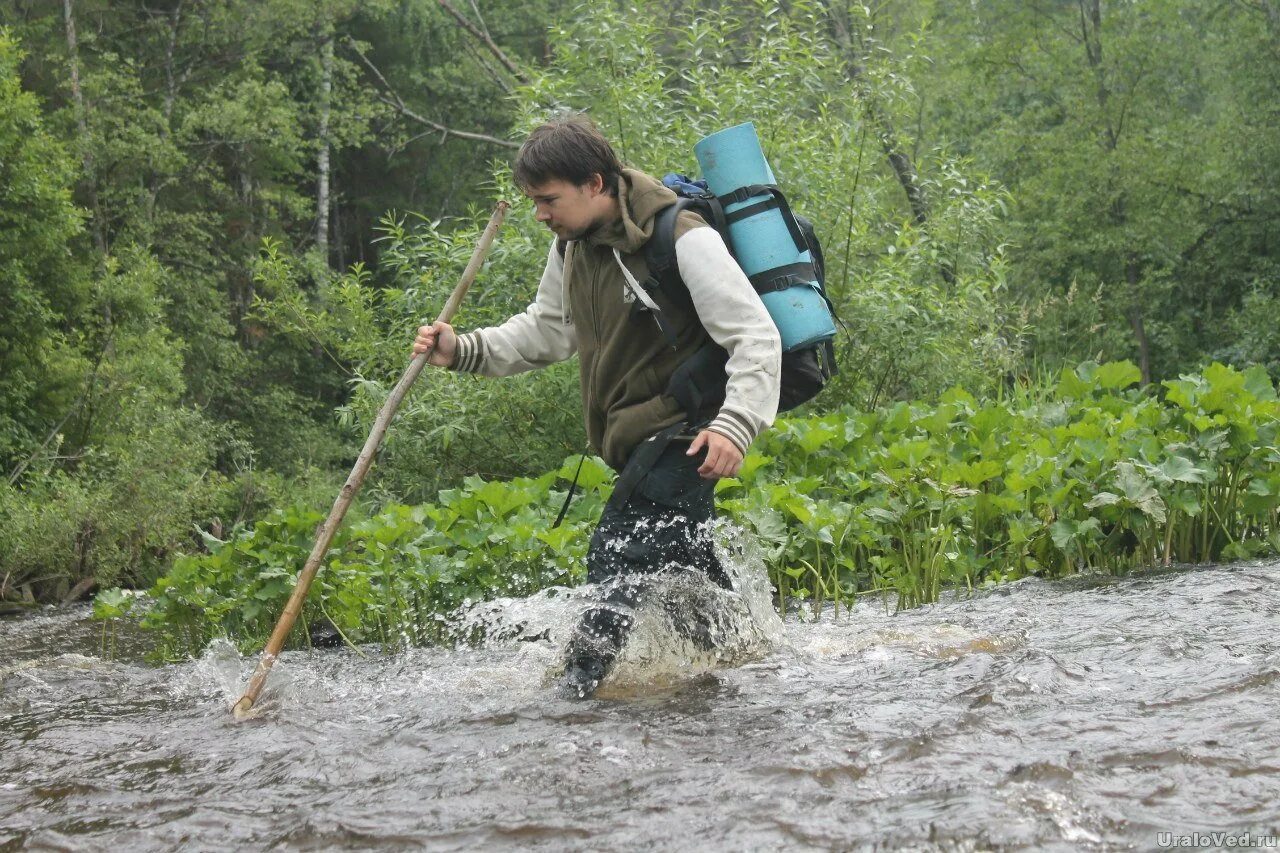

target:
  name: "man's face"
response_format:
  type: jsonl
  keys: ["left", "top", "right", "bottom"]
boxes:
{"left": 524, "top": 175, "right": 616, "bottom": 241}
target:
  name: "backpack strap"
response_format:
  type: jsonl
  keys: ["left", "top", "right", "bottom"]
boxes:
{"left": 630, "top": 198, "right": 706, "bottom": 350}
{"left": 551, "top": 452, "right": 586, "bottom": 528}
{"left": 642, "top": 198, "right": 694, "bottom": 294}
{"left": 665, "top": 341, "right": 728, "bottom": 420}
{"left": 616, "top": 247, "right": 680, "bottom": 349}
{"left": 605, "top": 423, "right": 686, "bottom": 512}
{"left": 717, "top": 184, "right": 808, "bottom": 254}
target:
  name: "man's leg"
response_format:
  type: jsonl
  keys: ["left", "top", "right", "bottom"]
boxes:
{"left": 563, "top": 442, "right": 727, "bottom": 696}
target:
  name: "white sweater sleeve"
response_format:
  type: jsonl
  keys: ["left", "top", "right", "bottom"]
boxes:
{"left": 451, "top": 240, "right": 577, "bottom": 376}
{"left": 675, "top": 227, "right": 782, "bottom": 453}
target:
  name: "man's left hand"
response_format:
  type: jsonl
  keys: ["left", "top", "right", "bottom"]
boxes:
{"left": 687, "top": 430, "right": 744, "bottom": 480}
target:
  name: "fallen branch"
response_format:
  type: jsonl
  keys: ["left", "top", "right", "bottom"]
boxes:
{"left": 436, "top": 0, "right": 531, "bottom": 86}
{"left": 61, "top": 576, "right": 97, "bottom": 606}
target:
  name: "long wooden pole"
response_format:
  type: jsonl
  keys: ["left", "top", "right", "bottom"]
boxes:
{"left": 232, "top": 200, "right": 510, "bottom": 719}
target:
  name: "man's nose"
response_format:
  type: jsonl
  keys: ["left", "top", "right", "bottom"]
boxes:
{"left": 535, "top": 206, "right": 550, "bottom": 221}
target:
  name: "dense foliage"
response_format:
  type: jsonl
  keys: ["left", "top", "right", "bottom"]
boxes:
{"left": 730, "top": 360, "right": 1280, "bottom": 610}
{"left": 110, "top": 362, "right": 1280, "bottom": 658}
{"left": 901, "top": 0, "right": 1280, "bottom": 382}
{"left": 0, "top": 0, "right": 565, "bottom": 602}
{"left": 3, "top": 0, "right": 1279, "bottom": 608}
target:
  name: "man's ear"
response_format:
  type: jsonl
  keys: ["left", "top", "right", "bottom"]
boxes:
{"left": 586, "top": 172, "right": 605, "bottom": 196}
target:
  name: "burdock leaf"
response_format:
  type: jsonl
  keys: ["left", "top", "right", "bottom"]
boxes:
{"left": 1115, "top": 462, "right": 1166, "bottom": 522}
{"left": 1158, "top": 455, "right": 1206, "bottom": 484}
{"left": 1095, "top": 360, "right": 1142, "bottom": 391}
{"left": 1243, "top": 365, "right": 1277, "bottom": 401}
{"left": 1050, "top": 519, "right": 1078, "bottom": 549}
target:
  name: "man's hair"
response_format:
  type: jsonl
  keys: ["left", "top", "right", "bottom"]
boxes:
{"left": 513, "top": 113, "right": 623, "bottom": 194}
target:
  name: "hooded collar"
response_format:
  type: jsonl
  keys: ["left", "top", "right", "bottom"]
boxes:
{"left": 584, "top": 169, "right": 677, "bottom": 254}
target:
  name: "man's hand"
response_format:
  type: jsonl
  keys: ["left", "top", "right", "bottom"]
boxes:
{"left": 687, "top": 429, "right": 744, "bottom": 480}
{"left": 412, "top": 321, "right": 458, "bottom": 367}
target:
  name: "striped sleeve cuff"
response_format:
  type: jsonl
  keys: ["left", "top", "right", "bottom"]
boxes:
{"left": 450, "top": 331, "right": 484, "bottom": 373}
{"left": 707, "top": 409, "right": 756, "bottom": 456}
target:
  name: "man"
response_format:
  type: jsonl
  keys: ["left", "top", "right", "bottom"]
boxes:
{"left": 413, "top": 114, "right": 781, "bottom": 696}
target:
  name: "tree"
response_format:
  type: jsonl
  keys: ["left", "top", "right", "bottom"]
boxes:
{"left": 912, "top": 0, "right": 1280, "bottom": 380}
{"left": 0, "top": 30, "right": 90, "bottom": 469}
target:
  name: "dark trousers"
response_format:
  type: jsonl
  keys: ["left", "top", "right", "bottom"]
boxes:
{"left": 567, "top": 440, "right": 731, "bottom": 670}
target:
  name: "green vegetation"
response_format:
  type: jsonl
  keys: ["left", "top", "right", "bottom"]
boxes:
{"left": 116, "top": 362, "right": 1279, "bottom": 658}
{"left": 104, "top": 459, "right": 611, "bottom": 658}
{"left": 3, "top": 1, "right": 1279, "bottom": 617}
{"left": 729, "top": 360, "right": 1280, "bottom": 611}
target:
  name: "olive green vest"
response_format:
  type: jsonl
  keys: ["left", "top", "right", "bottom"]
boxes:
{"left": 564, "top": 169, "right": 712, "bottom": 469}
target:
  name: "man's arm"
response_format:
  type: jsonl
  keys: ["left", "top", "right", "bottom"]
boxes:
{"left": 447, "top": 240, "right": 577, "bottom": 376}
{"left": 675, "top": 226, "right": 783, "bottom": 476}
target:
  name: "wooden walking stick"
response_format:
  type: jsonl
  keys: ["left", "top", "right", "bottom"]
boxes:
{"left": 232, "top": 200, "right": 510, "bottom": 720}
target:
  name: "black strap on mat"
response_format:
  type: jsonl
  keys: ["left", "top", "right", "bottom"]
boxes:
{"left": 723, "top": 196, "right": 781, "bottom": 225}
{"left": 748, "top": 262, "right": 819, "bottom": 294}
{"left": 717, "top": 184, "right": 808, "bottom": 254}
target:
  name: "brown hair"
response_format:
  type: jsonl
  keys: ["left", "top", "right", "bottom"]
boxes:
{"left": 513, "top": 113, "right": 623, "bottom": 194}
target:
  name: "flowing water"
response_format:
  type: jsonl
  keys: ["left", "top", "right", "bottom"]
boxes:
{"left": 2, "top": 543, "right": 1279, "bottom": 851}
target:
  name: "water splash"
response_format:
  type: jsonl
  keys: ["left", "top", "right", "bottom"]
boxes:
{"left": 168, "top": 638, "right": 273, "bottom": 720}
{"left": 442, "top": 519, "right": 786, "bottom": 695}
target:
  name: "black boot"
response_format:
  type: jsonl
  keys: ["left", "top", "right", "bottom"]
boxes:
{"left": 561, "top": 601, "right": 634, "bottom": 698}
{"left": 562, "top": 646, "right": 613, "bottom": 698}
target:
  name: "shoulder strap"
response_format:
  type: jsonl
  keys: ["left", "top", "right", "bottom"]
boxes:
{"left": 642, "top": 199, "right": 690, "bottom": 294}
{"left": 642, "top": 196, "right": 730, "bottom": 293}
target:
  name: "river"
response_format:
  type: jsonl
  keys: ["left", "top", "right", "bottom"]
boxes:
{"left": 2, "top": 554, "right": 1278, "bottom": 850}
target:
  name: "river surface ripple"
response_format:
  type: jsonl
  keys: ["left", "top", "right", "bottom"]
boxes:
{"left": 2, "top": 561, "right": 1279, "bottom": 851}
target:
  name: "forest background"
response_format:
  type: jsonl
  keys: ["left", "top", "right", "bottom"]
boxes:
{"left": 2, "top": 0, "right": 1278, "bottom": 608}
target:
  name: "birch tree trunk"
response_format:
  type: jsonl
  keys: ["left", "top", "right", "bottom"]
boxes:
{"left": 316, "top": 33, "right": 334, "bottom": 265}
{"left": 62, "top": 0, "right": 106, "bottom": 256}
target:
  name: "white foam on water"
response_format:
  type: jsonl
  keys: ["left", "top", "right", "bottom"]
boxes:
{"left": 791, "top": 620, "right": 1028, "bottom": 662}
{"left": 397, "top": 517, "right": 789, "bottom": 697}
{"left": 445, "top": 583, "right": 590, "bottom": 650}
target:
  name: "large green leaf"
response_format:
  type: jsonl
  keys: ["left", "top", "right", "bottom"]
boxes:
{"left": 1243, "top": 365, "right": 1277, "bottom": 402}
{"left": 1095, "top": 361, "right": 1142, "bottom": 391}
{"left": 1115, "top": 462, "right": 1167, "bottom": 522}
{"left": 1157, "top": 455, "right": 1206, "bottom": 484}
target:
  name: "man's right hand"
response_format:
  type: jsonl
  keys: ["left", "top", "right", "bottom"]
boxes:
{"left": 412, "top": 321, "right": 458, "bottom": 367}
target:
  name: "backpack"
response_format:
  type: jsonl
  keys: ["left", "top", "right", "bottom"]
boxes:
{"left": 638, "top": 174, "right": 838, "bottom": 422}
{"left": 550, "top": 176, "right": 839, "bottom": 523}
